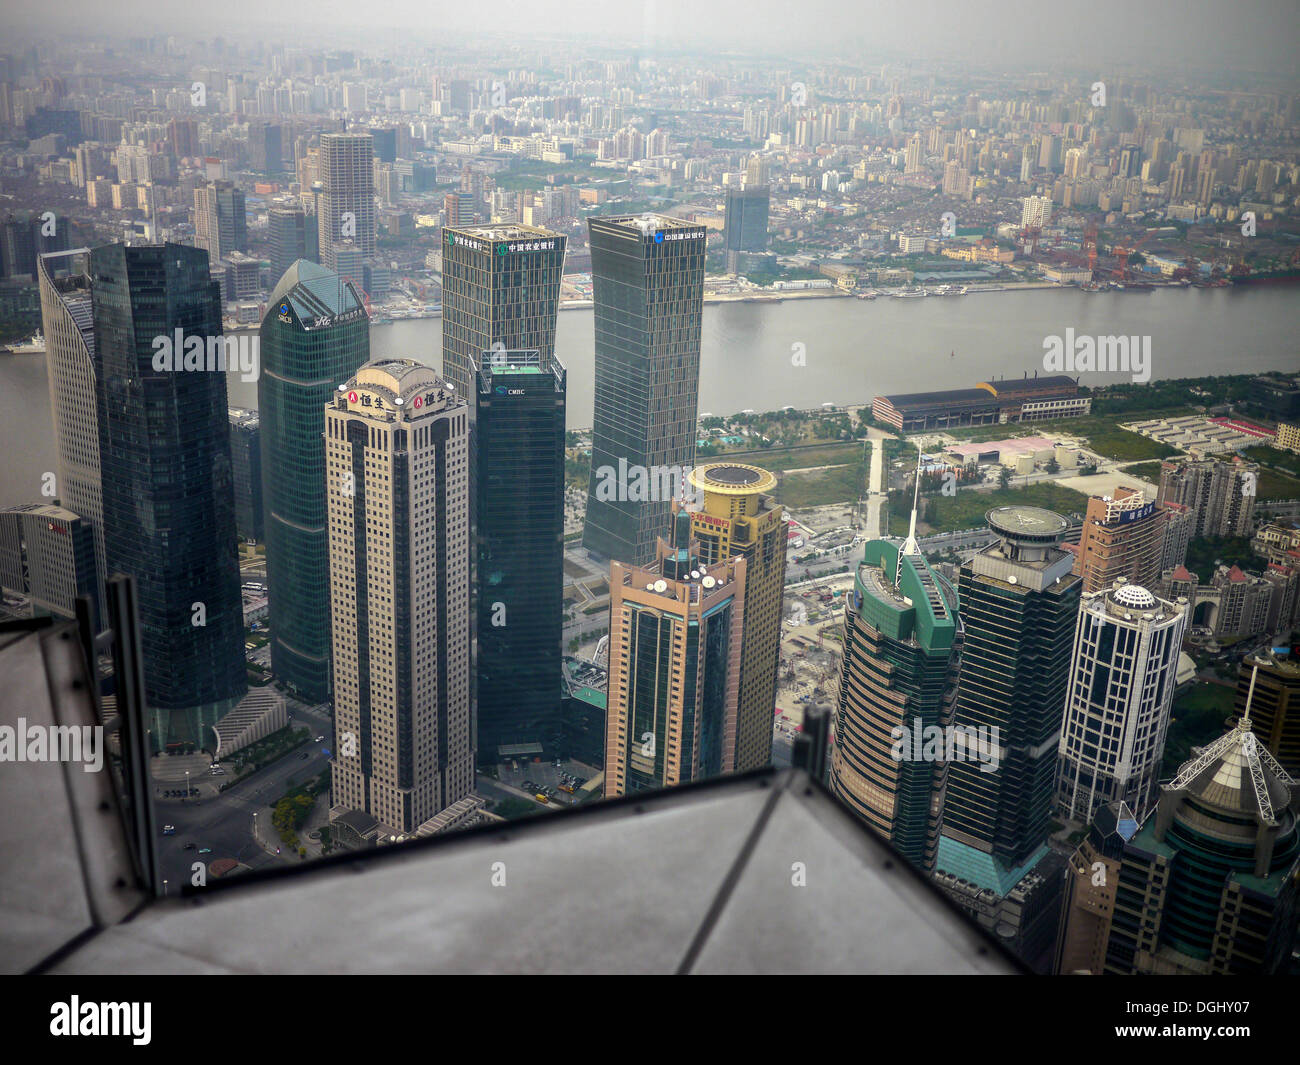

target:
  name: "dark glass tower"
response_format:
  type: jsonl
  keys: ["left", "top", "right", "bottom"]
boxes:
{"left": 723, "top": 185, "right": 769, "bottom": 272}
{"left": 439, "top": 223, "right": 566, "bottom": 405}
{"left": 583, "top": 215, "right": 706, "bottom": 566}
{"left": 89, "top": 242, "right": 246, "bottom": 746}
{"left": 268, "top": 206, "right": 307, "bottom": 281}
{"left": 259, "top": 260, "right": 369, "bottom": 703}
{"left": 939, "top": 507, "right": 1081, "bottom": 874}
{"left": 472, "top": 349, "right": 566, "bottom": 764}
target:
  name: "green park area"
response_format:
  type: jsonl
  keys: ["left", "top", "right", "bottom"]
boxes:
{"left": 1161, "top": 682, "right": 1237, "bottom": 778}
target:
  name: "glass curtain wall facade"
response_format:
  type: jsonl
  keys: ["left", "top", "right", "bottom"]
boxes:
{"left": 259, "top": 260, "right": 369, "bottom": 703}
{"left": 90, "top": 242, "right": 246, "bottom": 747}
{"left": 583, "top": 215, "right": 705, "bottom": 566}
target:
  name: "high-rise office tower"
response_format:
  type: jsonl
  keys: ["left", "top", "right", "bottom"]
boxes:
{"left": 326, "top": 358, "right": 473, "bottom": 833}
{"left": 193, "top": 181, "right": 247, "bottom": 263}
{"left": 439, "top": 223, "right": 565, "bottom": 404}
{"left": 935, "top": 507, "right": 1080, "bottom": 970}
{"left": 722, "top": 185, "right": 769, "bottom": 273}
{"left": 1118, "top": 145, "right": 1141, "bottom": 180}
{"left": 267, "top": 206, "right": 308, "bottom": 280}
{"left": 228, "top": 408, "right": 263, "bottom": 543}
{"left": 829, "top": 528, "right": 961, "bottom": 874}
{"left": 248, "top": 122, "right": 282, "bottom": 174}
{"left": 1072, "top": 486, "right": 1165, "bottom": 594}
{"left": 1103, "top": 707, "right": 1299, "bottom": 974}
{"left": 604, "top": 506, "right": 746, "bottom": 798}
{"left": 37, "top": 248, "right": 105, "bottom": 622}
{"left": 318, "top": 132, "right": 375, "bottom": 272}
{"left": 687, "top": 463, "right": 787, "bottom": 771}
{"left": 1231, "top": 649, "right": 1300, "bottom": 777}
{"left": 1054, "top": 800, "right": 1139, "bottom": 974}
{"left": 1056, "top": 583, "right": 1189, "bottom": 824}
{"left": 472, "top": 349, "right": 566, "bottom": 765}
{"left": 259, "top": 260, "right": 370, "bottom": 703}
{"left": 0, "top": 503, "right": 98, "bottom": 621}
{"left": 583, "top": 215, "right": 705, "bottom": 566}
{"left": 89, "top": 242, "right": 246, "bottom": 746}
{"left": 941, "top": 507, "right": 1080, "bottom": 867}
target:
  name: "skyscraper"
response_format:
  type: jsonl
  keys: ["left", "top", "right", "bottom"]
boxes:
{"left": 248, "top": 122, "right": 282, "bottom": 174}
{"left": 722, "top": 185, "right": 769, "bottom": 273}
{"left": 472, "top": 349, "right": 566, "bottom": 765}
{"left": 1056, "top": 583, "right": 1189, "bottom": 824}
{"left": 318, "top": 133, "right": 375, "bottom": 272}
{"left": 326, "top": 358, "right": 473, "bottom": 833}
{"left": 228, "top": 408, "right": 263, "bottom": 543}
{"left": 935, "top": 506, "right": 1080, "bottom": 971}
{"left": 687, "top": 463, "right": 787, "bottom": 771}
{"left": 1231, "top": 649, "right": 1300, "bottom": 778}
{"left": 259, "top": 260, "right": 370, "bottom": 703}
{"left": 267, "top": 206, "right": 308, "bottom": 280}
{"left": 829, "top": 533, "right": 961, "bottom": 874}
{"left": 583, "top": 215, "right": 706, "bottom": 566}
{"left": 604, "top": 506, "right": 746, "bottom": 797}
{"left": 90, "top": 242, "right": 247, "bottom": 746}
{"left": 193, "top": 181, "right": 247, "bottom": 263}
{"left": 37, "top": 248, "right": 105, "bottom": 621}
{"left": 941, "top": 507, "right": 1080, "bottom": 868}
{"left": 1103, "top": 710, "right": 1299, "bottom": 974}
{"left": 1072, "top": 486, "right": 1166, "bottom": 594}
{"left": 439, "top": 223, "right": 565, "bottom": 404}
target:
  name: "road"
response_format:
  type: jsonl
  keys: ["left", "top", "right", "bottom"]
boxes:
{"left": 155, "top": 701, "right": 334, "bottom": 892}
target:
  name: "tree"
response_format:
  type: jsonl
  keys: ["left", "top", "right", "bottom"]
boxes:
{"left": 998, "top": 466, "right": 1012, "bottom": 489}
{"left": 1046, "top": 457, "right": 1060, "bottom": 475}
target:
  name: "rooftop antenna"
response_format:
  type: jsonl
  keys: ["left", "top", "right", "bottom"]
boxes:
{"left": 896, "top": 442, "right": 923, "bottom": 587}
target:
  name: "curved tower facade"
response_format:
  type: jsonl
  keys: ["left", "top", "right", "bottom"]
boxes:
{"left": 260, "top": 260, "right": 369, "bottom": 703}
{"left": 829, "top": 538, "right": 961, "bottom": 874}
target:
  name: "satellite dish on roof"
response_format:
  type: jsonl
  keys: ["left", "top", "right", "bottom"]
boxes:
{"left": 654, "top": 579, "right": 667, "bottom": 593}
{"left": 702, "top": 575, "right": 716, "bottom": 589}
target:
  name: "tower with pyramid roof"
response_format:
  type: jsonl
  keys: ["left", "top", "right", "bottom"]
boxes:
{"left": 1101, "top": 666, "right": 1300, "bottom": 974}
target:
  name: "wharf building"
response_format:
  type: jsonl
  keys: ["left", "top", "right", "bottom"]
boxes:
{"left": 872, "top": 374, "right": 1088, "bottom": 433}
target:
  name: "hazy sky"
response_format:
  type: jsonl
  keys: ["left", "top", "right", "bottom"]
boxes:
{"left": 5, "top": 0, "right": 1299, "bottom": 79}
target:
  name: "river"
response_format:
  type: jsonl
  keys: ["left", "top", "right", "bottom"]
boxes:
{"left": 2, "top": 285, "right": 1295, "bottom": 507}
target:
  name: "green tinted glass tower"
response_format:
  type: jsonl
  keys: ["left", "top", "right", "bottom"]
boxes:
{"left": 829, "top": 539, "right": 961, "bottom": 874}
{"left": 259, "top": 260, "right": 369, "bottom": 703}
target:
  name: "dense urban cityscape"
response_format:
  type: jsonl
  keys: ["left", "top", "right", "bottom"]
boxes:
{"left": 1, "top": 0, "right": 1298, "bottom": 998}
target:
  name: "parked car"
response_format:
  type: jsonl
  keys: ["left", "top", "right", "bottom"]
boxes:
{"left": 198, "top": 848, "right": 212, "bottom": 855}
{"left": 162, "top": 825, "right": 175, "bottom": 835}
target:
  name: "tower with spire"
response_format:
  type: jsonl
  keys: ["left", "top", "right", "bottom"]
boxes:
{"left": 1102, "top": 663, "right": 1300, "bottom": 974}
